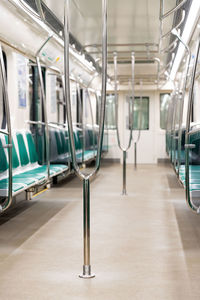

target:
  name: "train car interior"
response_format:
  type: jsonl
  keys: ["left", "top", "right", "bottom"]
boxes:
{"left": 0, "top": 0, "right": 200, "bottom": 299}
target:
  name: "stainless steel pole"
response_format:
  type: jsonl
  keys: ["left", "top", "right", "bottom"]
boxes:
{"left": 82, "top": 178, "right": 94, "bottom": 277}
{"left": 134, "top": 142, "right": 137, "bottom": 170}
{"left": 122, "top": 150, "right": 127, "bottom": 195}
{"left": 64, "top": 0, "right": 107, "bottom": 278}
{"left": 36, "top": 57, "right": 50, "bottom": 182}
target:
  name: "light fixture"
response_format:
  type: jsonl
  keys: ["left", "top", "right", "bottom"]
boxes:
{"left": 12, "top": 0, "right": 96, "bottom": 74}
{"left": 170, "top": 0, "right": 200, "bottom": 80}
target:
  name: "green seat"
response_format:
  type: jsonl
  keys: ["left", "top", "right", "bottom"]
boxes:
{"left": 26, "top": 131, "right": 68, "bottom": 175}
{"left": 1, "top": 177, "right": 35, "bottom": 186}
{"left": 189, "top": 184, "right": 200, "bottom": 191}
{"left": 0, "top": 181, "right": 25, "bottom": 196}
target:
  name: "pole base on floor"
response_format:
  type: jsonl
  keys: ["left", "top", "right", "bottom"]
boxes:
{"left": 79, "top": 265, "right": 95, "bottom": 279}
{"left": 122, "top": 190, "right": 127, "bottom": 195}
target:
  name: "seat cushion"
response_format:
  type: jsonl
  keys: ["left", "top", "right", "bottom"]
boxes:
{"left": 0, "top": 181, "right": 25, "bottom": 196}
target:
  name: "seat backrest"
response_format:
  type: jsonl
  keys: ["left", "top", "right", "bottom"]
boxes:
{"left": 0, "top": 135, "right": 8, "bottom": 173}
{"left": 55, "top": 130, "right": 64, "bottom": 155}
{"left": 49, "top": 128, "right": 58, "bottom": 162}
{"left": 74, "top": 131, "right": 82, "bottom": 151}
{"left": 25, "top": 132, "right": 39, "bottom": 164}
{"left": 5, "top": 135, "right": 20, "bottom": 169}
{"left": 16, "top": 132, "right": 30, "bottom": 167}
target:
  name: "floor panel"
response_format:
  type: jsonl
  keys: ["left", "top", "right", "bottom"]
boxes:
{"left": 0, "top": 163, "right": 199, "bottom": 299}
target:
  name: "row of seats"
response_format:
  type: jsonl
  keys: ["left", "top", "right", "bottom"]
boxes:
{"left": 0, "top": 130, "right": 68, "bottom": 197}
{"left": 0, "top": 125, "right": 108, "bottom": 198}
{"left": 49, "top": 126, "right": 98, "bottom": 165}
{"left": 167, "top": 125, "right": 200, "bottom": 192}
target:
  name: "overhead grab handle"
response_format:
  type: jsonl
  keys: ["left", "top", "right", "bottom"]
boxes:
{"left": 64, "top": 0, "right": 107, "bottom": 278}
{"left": 114, "top": 51, "right": 135, "bottom": 194}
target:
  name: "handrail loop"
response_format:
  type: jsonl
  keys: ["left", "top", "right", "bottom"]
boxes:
{"left": 185, "top": 35, "right": 200, "bottom": 213}
{"left": 0, "top": 44, "right": 13, "bottom": 213}
{"left": 114, "top": 51, "right": 135, "bottom": 194}
{"left": 64, "top": 0, "right": 107, "bottom": 278}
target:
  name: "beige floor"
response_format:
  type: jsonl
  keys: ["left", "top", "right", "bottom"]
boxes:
{"left": 0, "top": 163, "right": 200, "bottom": 299}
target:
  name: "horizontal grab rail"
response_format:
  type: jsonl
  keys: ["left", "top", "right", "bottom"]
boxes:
{"left": 0, "top": 130, "right": 9, "bottom": 136}
{"left": 160, "top": 0, "right": 187, "bottom": 20}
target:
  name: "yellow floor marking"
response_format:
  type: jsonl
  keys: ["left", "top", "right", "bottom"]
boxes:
{"left": 32, "top": 188, "right": 48, "bottom": 198}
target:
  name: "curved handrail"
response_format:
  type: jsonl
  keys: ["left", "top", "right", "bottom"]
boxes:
{"left": 0, "top": 44, "right": 13, "bottom": 212}
{"left": 114, "top": 51, "right": 134, "bottom": 151}
{"left": 64, "top": 0, "right": 107, "bottom": 181}
{"left": 64, "top": 0, "right": 107, "bottom": 278}
{"left": 114, "top": 51, "right": 134, "bottom": 194}
{"left": 160, "top": 0, "right": 187, "bottom": 20}
{"left": 185, "top": 35, "right": 200, "bottom": 213}
{"left": 161, "top": 10, "right": 185, "bottom": 39}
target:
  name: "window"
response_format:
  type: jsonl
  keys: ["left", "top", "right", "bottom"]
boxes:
{"left": 56, "top": 77, "right": 65, "bottom": 124}
{"left": 132, "top": 97, "right": 149, "bottom": 130}
{"left": 29, "top": 63, "right": 46, "bottom": 125}
{"left": 105, "top": 94, "right": 116, "bottom": 129}
{"left": 160, "top": 93, "right": 170, "bottom": 129}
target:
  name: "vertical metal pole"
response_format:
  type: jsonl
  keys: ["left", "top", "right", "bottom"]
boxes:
{"left": 36, "top": 57, "right": 50, "bottom": 181}
{"left": 64, "top": 0, "right": 107, "bottom": 278}
{"left": 122, "top": 150, "right": 127, "bottom": 195}
{"left": 79, "top": 178, "right": 95, "bottom": 278}
{"left": 134, "top": 142, "right": 137, "bottom": 169}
